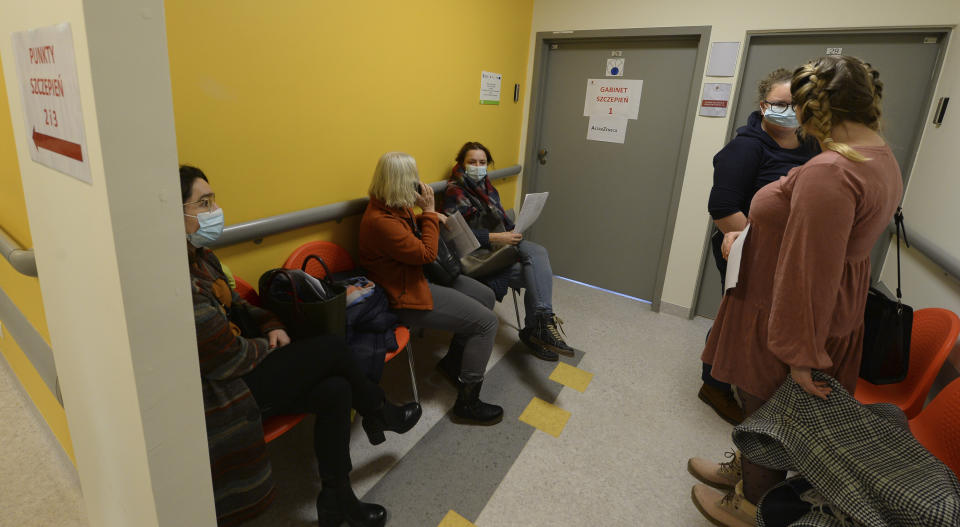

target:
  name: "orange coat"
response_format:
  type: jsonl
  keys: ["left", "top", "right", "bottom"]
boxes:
{"left": 358, "top": 196, "right": 440, "bottom": 310}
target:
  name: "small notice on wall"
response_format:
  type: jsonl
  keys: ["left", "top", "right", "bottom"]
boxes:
{"left": 586, "top": 115, "right": 628, "bottom": 144}
{"left": 699, "top": 82, "right": 732, "bottom": 117}
{"left": 12, "top": 22, "right": 90, "bottom": 184}
{"left": 605, "top": 58, "right": 624, "bottom": 77}
{"left": 480, "top": 71, "right": 502, "bottom": 105}
{"left": 583, "top": 78, "right": 642, "bottom": 119}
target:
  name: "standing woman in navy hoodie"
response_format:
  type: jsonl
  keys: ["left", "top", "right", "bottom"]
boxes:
{"left": 697, "top": 68, "right": 819, "bottom": 425}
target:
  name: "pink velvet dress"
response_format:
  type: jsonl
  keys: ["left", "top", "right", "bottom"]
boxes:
{"left": 702, "top": 145, "right": 902, "bottom": 400}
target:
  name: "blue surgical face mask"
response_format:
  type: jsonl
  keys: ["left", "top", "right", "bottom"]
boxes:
{"left": 185, "top": 208, "right": 225, "bottom": 247}
{"left": 464, "top": 164, "right": 487, "bottom": 182}
{"left": 763, "top": 106, "right": 799, "bottom": 128}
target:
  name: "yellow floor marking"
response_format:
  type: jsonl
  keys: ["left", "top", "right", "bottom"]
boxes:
{"left": 518, "top": 397, "right": 572, "bottom": 438}
{"left": 438, "top": 509, "right": 476, "bottom": 527}
{"left": 549, "top": 362, "right": 594, "bottom": 393}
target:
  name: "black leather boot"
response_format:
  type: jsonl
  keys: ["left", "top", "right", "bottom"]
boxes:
{"left": 452, "top": 381, "right": 503, "bottom": 425}
{"left": 316, "top": 480, "right": 386, "bottom": 527}
{"left": 436, "top": 344, "right": 464, "bottom": 387}
{"left": 361, "top": 400, "right": 422, "bottom": 445}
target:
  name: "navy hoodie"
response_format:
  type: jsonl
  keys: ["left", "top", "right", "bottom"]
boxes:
{"left": 707, "top": 111, "right": 819, "bottom": 219}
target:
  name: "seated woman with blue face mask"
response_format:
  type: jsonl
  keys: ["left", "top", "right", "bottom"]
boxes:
{"left": 180, "top": 165, "right": 421, "bottom": 527}
{"left": 443, "top": 142, "right": 576, "bottom": 362}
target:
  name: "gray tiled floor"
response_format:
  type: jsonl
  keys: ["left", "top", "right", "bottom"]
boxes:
{"left": 1, "top": 278, "right": 732, "bottom": 526}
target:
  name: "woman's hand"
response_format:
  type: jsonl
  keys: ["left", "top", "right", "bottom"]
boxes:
{"left": 414, "top": 182, "right": 435, "bottom": 213}
{"left": 490, "top": 231, "right": 523, "bottom": 245}
{"left": 267, "top": 329, "right": 291, "bottom": 350}
{"left": 435, "top": 213, "right": 448, "bottom": 224}
{"left": 721, "top": 230, "right": 742, "bottom": 260}
{"left": 790, "top": 366, "right": 832, "bottom": 400}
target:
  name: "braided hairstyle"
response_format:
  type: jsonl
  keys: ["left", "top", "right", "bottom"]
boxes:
{"left": 791, "top": 55, "right": 883, "bottom": 162}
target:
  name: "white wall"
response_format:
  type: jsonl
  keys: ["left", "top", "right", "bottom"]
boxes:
{"left": 524, "top": 0, "right": 960, "bottom": 313}
{"left": 0, "top": 0, "right": 215, "bottom": 525}
{"left": 879, "top": 26, "right": 960, "bottom": 315}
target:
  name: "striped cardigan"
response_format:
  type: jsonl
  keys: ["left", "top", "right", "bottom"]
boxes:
{"left": 189, "top": 247, "right": 285, "bottom": 526}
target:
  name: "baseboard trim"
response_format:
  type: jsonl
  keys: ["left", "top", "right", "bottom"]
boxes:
{"left": 660, "top": 301, "right": 690, "bottom": 318}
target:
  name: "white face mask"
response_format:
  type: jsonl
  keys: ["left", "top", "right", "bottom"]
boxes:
{"left": 184, "top": 208, "right": 225, "bottom": 247}
{"left": 464, "top": 164, "right": 487, "bottom": 182}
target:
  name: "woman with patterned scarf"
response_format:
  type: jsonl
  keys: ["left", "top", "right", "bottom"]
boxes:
{"left": 443, "top": 141, "right": 575, "bottom": 362}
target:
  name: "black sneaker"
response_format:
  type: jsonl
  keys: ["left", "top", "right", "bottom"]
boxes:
{"left": 519, "top": 327, "right": 559, "bottom": 361}
{"left": 531, "top": 313, "right": 575, "bottom": 356}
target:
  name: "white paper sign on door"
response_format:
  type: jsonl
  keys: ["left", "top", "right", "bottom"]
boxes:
{"left": 586, "top": 115, "right": 628, "bottom": 144}
{"left": 583, "top": 78, "right": 643, "bottom": 119}
{"left": 12, "top": 22, "right": 90, "bottom": 184}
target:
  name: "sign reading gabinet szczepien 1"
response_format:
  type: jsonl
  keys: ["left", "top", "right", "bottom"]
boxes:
{"left": 12, "top": 22, "right": 91, "bottom": 184}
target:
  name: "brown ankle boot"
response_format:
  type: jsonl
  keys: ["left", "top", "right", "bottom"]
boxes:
{"left": 698, "top": 383, "right": 745, "bottom": 425}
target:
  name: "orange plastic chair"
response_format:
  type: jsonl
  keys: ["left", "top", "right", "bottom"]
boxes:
{"left": 284, "top": 240, "right": 355, "bottom": 278}
{"left": 234, "top": 276, "right": 261, "bottom": 307}
{"left": 909, "top": 377, "right": 960, "bottom": 478}
{"left": 284, "top": 241, "right": 419, "bottom": 402}
{"left": 856, "top": 308, "right": 960, "bottom": 418}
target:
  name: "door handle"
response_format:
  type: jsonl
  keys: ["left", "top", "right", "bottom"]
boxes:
{"left": 537, "top": 148, "right": 549, "bottom": 165}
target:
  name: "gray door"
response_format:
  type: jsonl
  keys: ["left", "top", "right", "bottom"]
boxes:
{"left": 527, "top": 35, "right": 702, "bottom": 303}
{"left": 694, "top": 30, "right": 948, "bottom": 319}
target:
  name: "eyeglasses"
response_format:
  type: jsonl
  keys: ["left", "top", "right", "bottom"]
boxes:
{"left": 763, "top": 101, "right": 795, "bottom": 113}
{"left": 183, "top": 195, "right": 217, "bottom": 212}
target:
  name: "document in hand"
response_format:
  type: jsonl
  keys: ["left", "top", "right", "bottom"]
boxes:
{"left": 723, "top": 224, "right": 750, "bottom": 292}
{"left": 513, "top": 192, "right": 549, "bottom": 234}
{"left": 440, "top": 211, "right": 481, "bottom": 256}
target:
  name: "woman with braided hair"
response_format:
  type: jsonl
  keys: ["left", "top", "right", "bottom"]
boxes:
{"left": 688, "top": 55, "right": 902, "bottom": 526}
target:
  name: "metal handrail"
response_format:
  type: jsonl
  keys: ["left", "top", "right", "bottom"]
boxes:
{"left": 0, "top": 226, "right": 37, "bottom": 277}
{"left": 210, "top": 164, "right": 522, "bottom": 248}
{"left": 0, "top": 164, "right": 522, "bottom": 267}
{"left": 888, "top": 222, "right": 960, "bottom": 282}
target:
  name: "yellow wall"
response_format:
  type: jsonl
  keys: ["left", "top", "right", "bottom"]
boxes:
{"left": 0, "top": 55, "right": 73, "bottom": 461}
{"left": 165, "top": 0, "right": 534, "bottom": 282}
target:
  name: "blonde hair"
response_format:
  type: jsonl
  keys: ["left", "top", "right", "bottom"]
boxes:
{"left": 791, "top": 55, "right": 883, "bottom": 162}
{"left": 369, "top": 152, "right": 419, "bottom": 208}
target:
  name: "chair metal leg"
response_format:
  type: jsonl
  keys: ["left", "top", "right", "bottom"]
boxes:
{"left": 512, "top": 288, "right": 523, "bottom": 330}
{"left": 405, "top": 341, "right": 419, "bottom": 402}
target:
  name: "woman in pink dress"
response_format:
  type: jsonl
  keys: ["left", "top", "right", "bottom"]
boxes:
{"left": 689, "top": 55, "right": 903, "bottom": 527}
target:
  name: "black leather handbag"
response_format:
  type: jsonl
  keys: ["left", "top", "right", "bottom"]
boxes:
{"left": 860, "top": 208, "right": 913, "bottom": 385}
{"left": 423, "top": 235, "right": 461, "bottom": 286}
{"left": 258, "top": 256, "right": 347, "bottom": 339}
{"left": 404, "top": 212, "right": 460, "bottom": 286}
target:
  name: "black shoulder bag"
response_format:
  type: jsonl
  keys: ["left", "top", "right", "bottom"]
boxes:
{"left": 405, "top": 212, "right": 460, "bottom": 287}
{"left": 860, "top": 208, "right": 913, "bottom": 385}
{"left": 258, "top": 256, "right": 347, "bottom": 339}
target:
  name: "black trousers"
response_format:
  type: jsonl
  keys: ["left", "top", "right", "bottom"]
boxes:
{"left": 702, "top": 228, "right": 733, "bottom": 391}
{"left": 243, "top": 334, "right": 383, "bottom": 481}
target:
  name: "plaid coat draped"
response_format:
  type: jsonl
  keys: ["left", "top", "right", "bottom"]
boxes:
{"left": 734, "top": 371, "right": 960, "bottom": 526}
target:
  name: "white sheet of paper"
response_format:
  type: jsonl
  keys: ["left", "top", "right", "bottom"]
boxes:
{"left": 699, "top": 82, "right": 732, "bottom": 118}
{"left": 586, "top": 115, "right": 628, "bottom": 143}
{"left": 12, "top": 23, "right": 91, "bottom": 183}
{"left": 706, "top": 42, "right": 740, "bottom": 77}
{"left": 441, "top": 211, "right": 481, "bottom": 256}
{"left": 724, "top": 224, "right": 750, "bottom": 292}
{"left": 513, "top": 192, "right": 549, "bottom": 234}
{"left": 583, "top": 78, "right": 643, "bottom": 119}
{"left": 480, "top": 71, "right": 502, "bottom": 105}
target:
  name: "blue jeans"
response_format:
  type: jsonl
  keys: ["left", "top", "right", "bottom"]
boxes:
{"left": 506, "top": 240, "right": 553, "bottom": 328}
